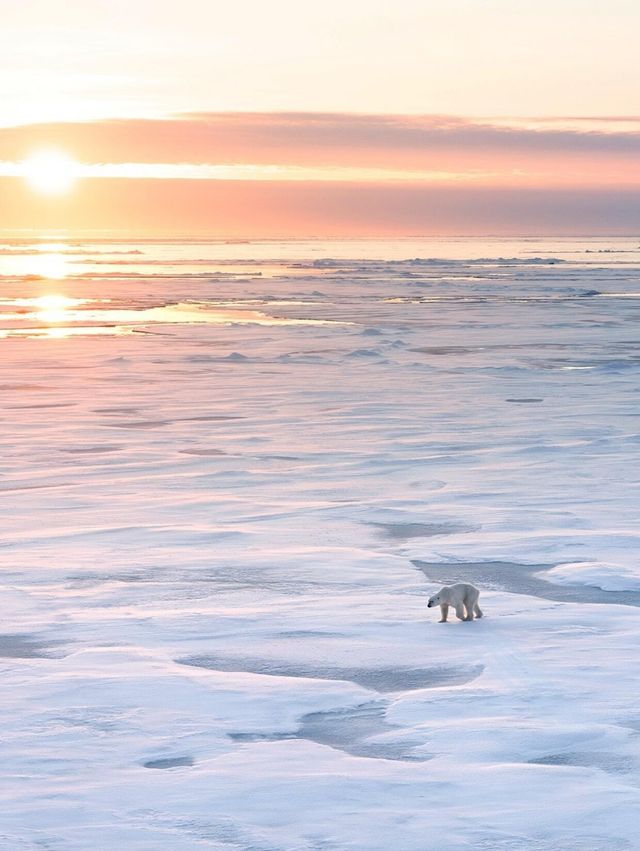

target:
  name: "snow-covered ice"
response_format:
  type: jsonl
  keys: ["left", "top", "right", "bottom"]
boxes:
{"left": 1, "top": 236, "right": 640, "bottom": 849}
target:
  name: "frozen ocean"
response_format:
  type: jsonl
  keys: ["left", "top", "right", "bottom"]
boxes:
{"left": 1, "top": 235, "right": 640, "bottom": 849}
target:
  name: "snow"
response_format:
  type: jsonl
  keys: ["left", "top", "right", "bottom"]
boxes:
{"left": 543, "top": 561, "right": 640, "bottom": 592}
{"left": 1, "top": 236, "right": 640, "bottom": 848}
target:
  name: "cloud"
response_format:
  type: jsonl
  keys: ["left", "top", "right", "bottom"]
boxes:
{"left": 2, "top": 113, "right": 637, "bottom": 235}
{"left": 1, "top": 113, "right": 639, "bottom": 176}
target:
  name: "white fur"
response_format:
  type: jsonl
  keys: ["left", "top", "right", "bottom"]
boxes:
{"left": 427, "top": 583, "right": 482, "bottom": 623}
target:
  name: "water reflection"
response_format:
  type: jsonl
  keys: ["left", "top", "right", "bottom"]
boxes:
{"left": 0, "top": 325, "right": 127, "bottom": 339}
{"left": 31, "top": 294, "right": 83, "bottom": 323}
{"left": 0, "top": 250, "right": 70, "bottom": 280}
{"left": 0, "top": 296, "right": 345, "bottom": 338}
{"left": 32, "top": 252, "right": 69, "bottom": 280}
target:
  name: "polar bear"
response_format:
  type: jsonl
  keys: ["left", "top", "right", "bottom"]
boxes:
{"left": 427, "top": 583, "right": 482, "bottom": 623}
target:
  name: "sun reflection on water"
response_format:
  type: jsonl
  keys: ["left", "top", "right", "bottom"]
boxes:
{"left": 0, "top": 296, "right": 346, "bottom": 339}
{"left": 31, "top": 294, "right": 80, "bottom": 324}
{"left": 34, "top": 253, "right": 69, "bottom": 280}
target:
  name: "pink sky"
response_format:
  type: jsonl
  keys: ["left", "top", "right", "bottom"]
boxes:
{"left": 1, "top": 1, "right": 638, "bottom": 235}
{"left": 1, "top": 113, "right": 639, "bottom": 235}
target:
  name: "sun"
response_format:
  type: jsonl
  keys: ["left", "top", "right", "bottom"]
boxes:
{"left": 22, "top": 150, "right": 80, "bottom": 195}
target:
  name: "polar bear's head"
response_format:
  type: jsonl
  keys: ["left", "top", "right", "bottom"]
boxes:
{"left": 427, "top": 586, "right": 450, "bottom": 607}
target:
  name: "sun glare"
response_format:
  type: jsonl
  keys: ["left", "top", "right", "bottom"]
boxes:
{"left": 31, "top": 294, "right": 80, "bottom": 324}
{"left": 34, "top": 253, "right": 69, "bottom": 280}
{"left": 22, "top": 151, "right": 80, "bottom": 195}
{"left": 33, "top": 294, "right": 76, "bottom": 311}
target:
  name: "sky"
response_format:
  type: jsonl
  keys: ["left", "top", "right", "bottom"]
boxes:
{"left": 1, "top": 0, "right": 639, "bottom": 235}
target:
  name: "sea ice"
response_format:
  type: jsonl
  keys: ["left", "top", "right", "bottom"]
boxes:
{"left": 2, "top": 236, "right": 640, "bottom": 848}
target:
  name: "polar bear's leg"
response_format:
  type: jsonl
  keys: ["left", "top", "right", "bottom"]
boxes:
{"left": 469, "top": 587, "right": 482, "bottom": 619}
{"left": 439, "top": 604, "right": 449, "bottom": 623}
{"left": 463, "top": 589, "right": 476, "bottom": 620}
{"left": 454, "top": 604, "right": 465, "bottom": 620}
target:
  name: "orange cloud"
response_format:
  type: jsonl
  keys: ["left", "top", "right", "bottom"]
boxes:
{"left": 1, "top": 113, "right": 639, "bottom": 188}
{"left": 1, "top": 113, "right": 638, "bottom": 235}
